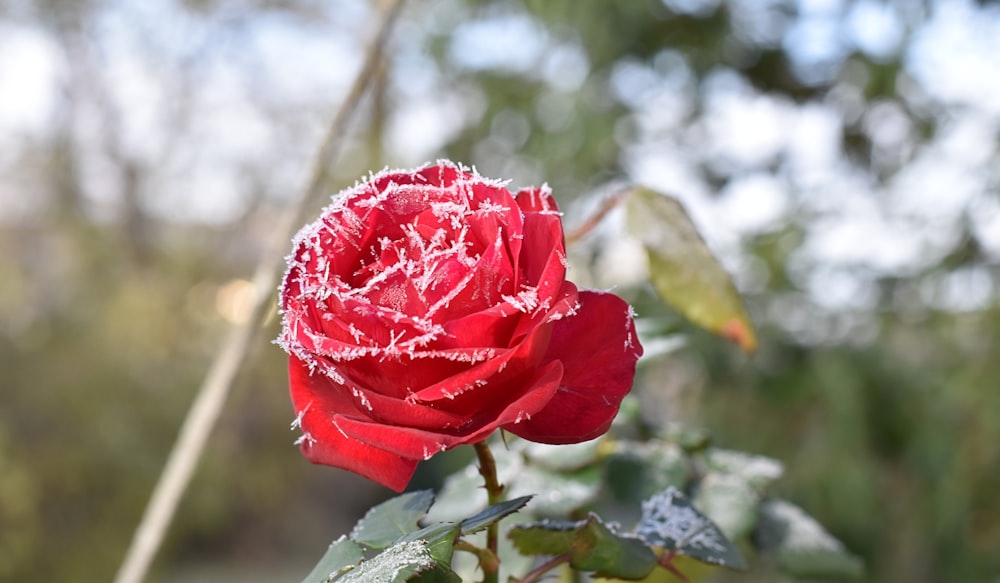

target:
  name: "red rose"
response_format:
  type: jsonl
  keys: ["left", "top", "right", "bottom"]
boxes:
{"left": 278, "top": 161, "right": 641, "bottom": 491}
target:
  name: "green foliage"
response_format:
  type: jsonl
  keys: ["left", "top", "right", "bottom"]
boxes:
{"left": 510, "top": 514, "right": 658, "bottom": 580}
{"left": 626, "top": 187, "right": 757, "bottom": 352}
{"left": 302, "top": 492, "right": 536, "bottom": 583}
{"left": 459, "top": 496, "right": 532, "bottom": 535}
{"left": 634, "top": 486, "right": 746, "bottom": 571}
{"left": 351, "top": 490, "right": 437, "bottom": 549}
{"left": 300, "top": 537, "right": 365, "bottom": 583}
{"left": 422, "top": 432, "right": 860, "bottom": 581}
{"left": 755, "top": 499, "right": 865, "bottom": 580}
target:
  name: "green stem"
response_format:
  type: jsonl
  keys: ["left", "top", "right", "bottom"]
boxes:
{"left": 474, "top": 441, "right": 504, "bottom": 583}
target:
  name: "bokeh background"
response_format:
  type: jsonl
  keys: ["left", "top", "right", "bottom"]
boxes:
{"left": 2, "top": 0, "right": 999, "bottom": 581}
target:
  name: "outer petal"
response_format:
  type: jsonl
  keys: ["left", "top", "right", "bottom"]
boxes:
{"left": 289, "top": 357, "right": 417, "bottom": 491}
{"left": 515, "top": 186, "right": 559, "bottom": 214}
{"left": 505, "top": 290, "right": 642, "bottom": 443}
{"left": 333, "top": 360, "right": 564, "bottom": 459}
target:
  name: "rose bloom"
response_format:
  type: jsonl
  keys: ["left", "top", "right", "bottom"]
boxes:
{"left": 277, "top": 161, "right": 641, "bottom": 491}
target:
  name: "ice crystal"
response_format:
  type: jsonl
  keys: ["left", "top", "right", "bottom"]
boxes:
{"left": 635, "top": 487, "right": 728, "bottom": 553}
{"left": 337, "top": 539, "right": 435, "bottom": 583}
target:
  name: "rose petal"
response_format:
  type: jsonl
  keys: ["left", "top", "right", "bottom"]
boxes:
{"left": 505, "top": 290, "right": 641, "bottom": 443}
{"left": 407, "top": 316, "right": 553, "bottom": 410}
{"left": 515, "top": 186, "right": 560, "bottom": 214}
{"left": 332, "top": 360, "right": 564, "bottom": 459}
{"left": 288, "top": 357, "right": 418, "bottom": 492}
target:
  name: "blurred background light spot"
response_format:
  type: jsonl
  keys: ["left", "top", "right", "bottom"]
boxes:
{"left": 215, "top": 278, "right": 255, "bottom": 324}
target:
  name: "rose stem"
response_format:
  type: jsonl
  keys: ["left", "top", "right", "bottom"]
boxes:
{"left": 511, "top": 553, "right": 571, "bottom": 583}
{"left": 564, "top": 187, "right": 631, "bottom": 246}
{"left": 660, "top": 551, "right": 692, "bottom": 583}
{"left": 474, "top": 441, "right": 504, "bottom": 583}
{"left": 110, "top": 3, "right": 407, "bottom": 583}
{"left": 454, "top": 540, "right": 500, "bottom": 575}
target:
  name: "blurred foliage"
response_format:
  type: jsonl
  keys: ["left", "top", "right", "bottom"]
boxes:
{"left": 1, "top": 0, "right": 999, "bottom": 582}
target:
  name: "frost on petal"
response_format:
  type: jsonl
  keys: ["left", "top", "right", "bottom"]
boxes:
{"left": 515, "top": 185, "right": 559, "bottom": 214}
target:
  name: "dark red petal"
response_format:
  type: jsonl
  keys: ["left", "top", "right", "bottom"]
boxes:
{"left": 333, "top": 360, "right": 564, "bottom": 459}
{"left": 515, "top": 186, "right": 560, "bottom": 214}
{"left": 288, "top": 357, "right": 417, "bottom": 491}
{"left": 297, "top": 418, "right": 419, "bottom": 492}
{"left": 407, "top": 315, "right": 554, "bottom": 411}
{"left": 289, "top": 355, "right": 366, "bottom": 418}
{"left": 505, "top": 290, "right": 642, "bottom": 443}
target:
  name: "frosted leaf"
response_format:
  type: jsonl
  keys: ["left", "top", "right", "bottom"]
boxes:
{"left": 335, "top": 540, "right": 435, "bottom": 583}
{"left": 755, "top": 499, "right": 864, "bottom": 578}
{"left": 705, "top": 449, "right": 784, "bottom": 491}
{"left": 760, "top": 499, "right": 842, "bottom": 551}
{"left": 634, "top": 486, "right": 747, "bottom": 570}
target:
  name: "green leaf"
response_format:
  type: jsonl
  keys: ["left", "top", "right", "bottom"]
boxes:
{"left": 605, "top": 440, "right": 689, "bottom": 504}
{"left": 405, "top": 563, "right": 463, "bottom": 583}
{"left": 694, "top": 473, "right": 760, "bottom": 541}
{"left": 332, "top": 539, "right": 440, "bottom": 583}
{"left": 300, "top": 536, "right": 365, "bottom": 583}
{"left": 571, "top": 515, "right": 659, "bottom": 579}
{"left": 460, "top": 495, "right": 533, "bottom": 534}
{"left": 351, "top": 490, "right": 436, "bottom": 549}
{"left": 509, "top": 515, "right": 658, "bottom": 580}
{"left": 626, "top": 187, "right": 757, "bottom": 352}
{"left": 423, "top": 465, "right": 488, "bottom": 524}
{"left": 397, "top": 522, "right": 461, "bottom": 566}
{"left": 509, "top": 518, "right": 581, "bottom": 555}
{"left": 754, "top": 499, "right": 864, "bottom": 579}
{"left": 662, "top": 424, "right": 712, "bottom": 454}
{"left": 634, "top": 486, "right": 747, "bottom": 571}
{"left": 703, "top": 449, "right": 784, "bottom": 492}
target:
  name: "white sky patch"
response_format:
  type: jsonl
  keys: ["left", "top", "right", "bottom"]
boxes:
{"left": 804, "top": 214, "right": 930, "bottom": 274}
{"left": 805, "top": 266, "right": 877, "bottom": 310}
{"left": 0, "top": 24, "right": 62, "bottom": 136}
{"left": 448, "top": 13, "right": 547, "bottom": 72}
{"left": 611, "top": 59, "right": 662, "bottom": 108}
{"left": 717, "top": 173, "right": 788, "bottom": 234}
{"left": 846, "top": 0, "right": 904, "bottom": 59}
{"left": 701, "top": 72, "right": 791, "bottom": 172}
{"left": 785, "top": 103, "right": 843, "bottom": 186}
{"left": 782, "top": 14, "right": 846, "bottom": 83}
{"left": 907, "top": 0, "right": 1000, "bottom": 115}
{"left": 386, "top": 94, "right": 472, "bottom": 164}
{"left": 249, "top": 15, "right": 362, "bottom": 103}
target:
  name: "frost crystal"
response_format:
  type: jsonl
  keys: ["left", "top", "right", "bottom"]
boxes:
{"left": 337, "top": 539, "right": 435, "bottom": 582}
